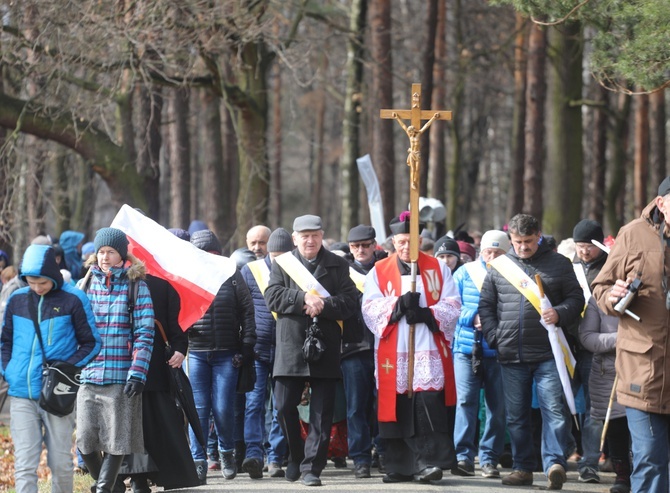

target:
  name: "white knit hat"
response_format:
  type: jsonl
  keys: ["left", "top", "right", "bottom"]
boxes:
{"left": 480, "top": 230, "right": 510, "bottom": 253}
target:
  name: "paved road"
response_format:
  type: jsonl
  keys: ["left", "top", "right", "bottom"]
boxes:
{"left": 169, "top": 461, "right": 617, "bottom": 492}
{"left": 0, "top": 399, "right": 617, "bottom": 493}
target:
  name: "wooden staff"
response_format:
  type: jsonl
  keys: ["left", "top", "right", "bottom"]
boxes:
{"left": 600, "top": 375, "right": 618, "bottom": 451}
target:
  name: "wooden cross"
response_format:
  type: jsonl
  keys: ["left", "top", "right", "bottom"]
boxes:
{"left": 381, "top": 358, "right": 394, "bottom": 374}
{"left": 380, "top": 83, "right": 452, "bottom": 263}
{"left": 380, "top": 83, "right": 451, "bottom": 398}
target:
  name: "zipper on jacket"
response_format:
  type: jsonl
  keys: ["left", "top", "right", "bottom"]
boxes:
{"left": 28, "top": 336, "right": 38, "bottom": 400}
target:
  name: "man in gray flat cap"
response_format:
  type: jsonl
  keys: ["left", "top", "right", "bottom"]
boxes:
{"left": 265, "top": 215, "right": 359, "bottom": 487}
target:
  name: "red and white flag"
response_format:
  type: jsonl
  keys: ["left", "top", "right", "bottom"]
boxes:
{"left": 111, "top": 205, "right": 236, "bottom": 330}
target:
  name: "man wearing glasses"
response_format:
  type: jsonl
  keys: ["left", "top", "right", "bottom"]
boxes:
{"left": 341, "top": 225, "right": 388, "bottom": 479}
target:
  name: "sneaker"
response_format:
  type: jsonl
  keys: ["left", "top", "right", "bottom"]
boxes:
{"left": 451, "top": 460, "right": 475, "bottom": 476}
{"left": 194, "top": 459, "right": 208, "bottom": 485}
{"left": 547, "top": 464, "right": 567, "bottom": 490}
{"left": 221, "top": 451, "right": 237, "bottom": 480}
{"left": 354, "top": 463, "right": 371, "bottom": 479}
{"left": 502, "top": 470, "right": 533, "bottom": 486}
{"left": 242, "top": 457, "right": 263, "bottom": 479}
{"left": 481, "top": 463, "right": 501, "bottom": 478}
{"left": 208, "top": 459, "right": 221, "bottom": 471}
{"left": 578, "top": 466, "right": 600, "bottom": 484}
{"left": 268, "top": 462, "right": 285, "bottom": 478}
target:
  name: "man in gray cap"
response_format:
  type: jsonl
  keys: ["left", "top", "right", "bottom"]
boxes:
{"left": 265, "top": 215, "right": 359, "bottom": 487}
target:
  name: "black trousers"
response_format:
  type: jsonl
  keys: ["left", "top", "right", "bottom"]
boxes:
{"left": 274, "top": 377, "right": 337, "bottom": 476}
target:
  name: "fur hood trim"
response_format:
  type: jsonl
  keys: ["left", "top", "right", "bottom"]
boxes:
{"left": 83, "top": 252, "right": 147, "bottom": 281}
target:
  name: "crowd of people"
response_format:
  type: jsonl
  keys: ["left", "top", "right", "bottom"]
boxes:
{"left": 5, "top": 178, "right": 670, "bottom": 492}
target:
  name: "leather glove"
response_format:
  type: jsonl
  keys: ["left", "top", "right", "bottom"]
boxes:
{"left": 390, "top": 292, "right": 420, "bottom": 323}
{"left": 406, "top": 306, "right": 439, "bottom": 332}
{"left": 124, "top": 377, "right": 145, "bottom": 398}
{"left": 242, "top": 344, "right": 256, "bottom": 365}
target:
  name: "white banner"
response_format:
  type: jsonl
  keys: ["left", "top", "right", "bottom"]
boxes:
{"left": 356, "top": 154, "right": 387, "bottom": 244}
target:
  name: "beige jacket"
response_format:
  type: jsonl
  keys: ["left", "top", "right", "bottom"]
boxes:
{"left": 592, "top": 200, "right": 670, "bottom": 414}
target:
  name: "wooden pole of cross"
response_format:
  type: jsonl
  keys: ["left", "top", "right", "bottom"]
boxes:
{"left": 380, "top": 83, "right": 451, "bottom": 398}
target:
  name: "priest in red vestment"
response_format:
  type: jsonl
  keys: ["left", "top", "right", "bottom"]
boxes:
{"left": 361, "top": 212, "right": 461, "bottom": 484}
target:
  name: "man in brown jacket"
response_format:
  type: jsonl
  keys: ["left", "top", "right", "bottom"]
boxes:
{"left": 592, "top": 176, "right": 670, "bottom": 493}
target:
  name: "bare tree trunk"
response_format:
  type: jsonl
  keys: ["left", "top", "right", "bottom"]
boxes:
{"left": 589, "top": 86, "right": 608, "bottom": 224}
{"left": 370, "top": 0, "right": 395, "bottom": 223}
{"left": 200, "top": 88, "right": 226, "bottom": 238}
{"left": 136, "top": 86, "right": 163, "bottom": 219}
{"left": 428, "top": 0, "right": 447, "bottom": 200}
{"left": 634, "top": 92, "right": 649, "bottom": 216}
{"left": 446, "top": 0, "right": 464, "bottom": 229}
{"left": 340, "top": 0, "right": 367, "bottom": 239}
{"left": 606, "top": 93, "right": 632, "bottom": 232}
{"left": 168, "top": 88, "right": 191, "bottom": 229}
{"left": 545, "top": 21, "right": 583, "bottom": 239}
{"left": 221, "top": 99, "right": 238, "bottom": 248}
{"left": 53, "top": 151, "right": 71, "bottom": 235}
{"left": 522, "top": 23, "right": 547, "bottom": 220}
{"left": 270, "top": 52, "right": 283, "bottom": 229}
{"left": 419, "top": 0, "right": 438, "bottom": 196}
{"left": 507, "top": 14, "right": 528, "bottom": 219}
{"left": 650, "top": 89, "right": 666, "bottom": 189}
{"left": 310, "top": 88, "right": 326, "bottom": 217}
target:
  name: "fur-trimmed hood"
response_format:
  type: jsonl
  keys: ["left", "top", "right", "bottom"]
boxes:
{"left": 83, "top": 252, "right": 146, "bottom": 281}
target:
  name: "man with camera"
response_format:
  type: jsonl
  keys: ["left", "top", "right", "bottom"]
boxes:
{"left": 361, "top": 211, "right": 461, "bottom": 484}
{"left": 265, "top": 215, "right": 358, "bottom": 487}
{"left": 592, "top": 176, "right": 670, "bottom": 493}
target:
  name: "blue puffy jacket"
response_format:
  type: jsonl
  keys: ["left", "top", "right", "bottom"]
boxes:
{"left": 0, "top": 245, "right": 101, "bottom": 400}
{"left": 241, "top": 257, "right": 276, "bottom": 364}
{"left": 452, "top": 258, "right": 496, "bottom": 358}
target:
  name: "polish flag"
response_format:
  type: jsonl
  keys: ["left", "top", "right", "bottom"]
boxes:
{"left": 111, "top": 205, "right": 236, "bottom": 330}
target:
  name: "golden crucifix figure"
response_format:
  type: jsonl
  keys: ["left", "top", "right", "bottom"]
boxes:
{"left": 380, "top": 83, "right": 452, "bottom": 398}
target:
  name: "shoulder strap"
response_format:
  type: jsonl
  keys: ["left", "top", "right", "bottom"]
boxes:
{"left": 127, "top": 279, "right": 139, "bottom": 329}
{"left": 28, "top": 299, "right": 48, "bottom": 366}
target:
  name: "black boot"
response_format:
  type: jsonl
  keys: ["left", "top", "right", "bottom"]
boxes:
{"left": 80, "top": 451, "right": 104, "bottom": 480}
{"left": 610, "top": 458, "right": 631, "bottom": 493}
{"left": 96, "top": 455, "right": 125, "bottom": 493}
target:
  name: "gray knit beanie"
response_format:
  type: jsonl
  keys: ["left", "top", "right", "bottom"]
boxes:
{"left": 94, "top": 227, "right": 129, "bottom": 260}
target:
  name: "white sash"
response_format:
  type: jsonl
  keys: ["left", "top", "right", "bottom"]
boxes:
{"left": 464, "top": 261, "right": 487, "bottom": 292}
{"left": 573, "top": 263, "right": 591, "bottom": 312}
{"left": 275, "top": 252, "right": 331, "bottom": 296}
{"left": 349, "top": 267, "right": 366, "bottom": 293}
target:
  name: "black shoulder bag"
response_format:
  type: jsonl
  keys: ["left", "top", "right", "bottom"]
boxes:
{"left": 28, "top": 300, "right": 81, "bottom": 417}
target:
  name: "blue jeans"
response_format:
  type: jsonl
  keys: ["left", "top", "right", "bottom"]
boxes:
{"left": 341, "top": 351, "right": 375, "bottom": 465}
{"left": 267, "top": 384, "right": 288, "bottom": 465}
{"left": 10, "top": 397, "right": 76, "bottom": 493}
{"left": 188, "top": 350, "right": 238, "bottom": 460}
{"left": 626, "top": 407, "right": 670, "bottom": 492}
{"left": 243, "top": 360, "right": 272, "bottom": 460}
{"left": 453, "top": 352, "right": 506, "bottom": 466}
{"left": 501, "top": 360, "right": 570, "bottom": 475}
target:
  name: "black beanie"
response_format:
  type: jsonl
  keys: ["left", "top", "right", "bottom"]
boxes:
{"left": 572, "top": 219, "right": 604, "bottom": 244}
{"left": 434, "top": 236, "right": 460, "bottom": 257}
{"left": 94, "top": 227, "right": 129, "bottom": 260}
{"left": 658, "top": 176, "right": 670, "bottom": 197}
{"left": 190, "top": 230, "right": 222, "bottom": 254}
{"left": 267, "top": 228, "right": 293, "bottom": 253}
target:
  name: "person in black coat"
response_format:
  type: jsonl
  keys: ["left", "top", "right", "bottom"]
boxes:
{"left": 265, "top": 215, "right": 359, "bottom": 487}
{"left": 187, "top": 230, "right": 257, "bottom": 483}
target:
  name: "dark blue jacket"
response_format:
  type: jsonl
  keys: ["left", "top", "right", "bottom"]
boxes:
{"left": 241, "top": 257, "right": 276, "bottom": 364}
{"left": 1, "top": 245, "right": 100, "bottom": 400}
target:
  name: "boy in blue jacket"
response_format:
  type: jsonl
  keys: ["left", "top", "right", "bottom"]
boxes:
{"left": 1, "top": 244, "right": 100, "bottom": 493}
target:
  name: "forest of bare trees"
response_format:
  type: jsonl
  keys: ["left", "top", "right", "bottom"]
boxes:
{"left": 0, "top": 0, "right": 668, "bottom": 260}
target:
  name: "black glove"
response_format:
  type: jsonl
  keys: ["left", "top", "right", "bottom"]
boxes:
{"left": 241, "top": 344, "right": 256, "bottom": 365}
{"left": 406, "top": 306, "right": 439, "bottom": 332}
{"left": 124, "top": 377, "right": 145, "bottom": 398}
{"left": 390, "top": 292, "right": 420, "bottom": 323}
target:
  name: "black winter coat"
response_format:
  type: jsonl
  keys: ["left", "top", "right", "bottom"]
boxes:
{"left": 265, "top": 248, "right": 359, "bottom": 378}
{"left": 188, "top": 270, "right": 256, "bottom": 351}
{"left": 479, "top": 242, "right": 584, "bottom": 364}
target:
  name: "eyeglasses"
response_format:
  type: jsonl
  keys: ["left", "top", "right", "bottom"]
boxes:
{"left": 349, "top": 241, "right": 374, "bottom": 250}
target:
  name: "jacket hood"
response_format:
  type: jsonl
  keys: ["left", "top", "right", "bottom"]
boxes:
{"left": 19, "top": 245, "right": 64, "bottom": 290}
{"left": 642, "top": 199, "right": 664, "bottom": 230}
{"left": 83, "top": 252, "right": 147, "bottom": 281}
